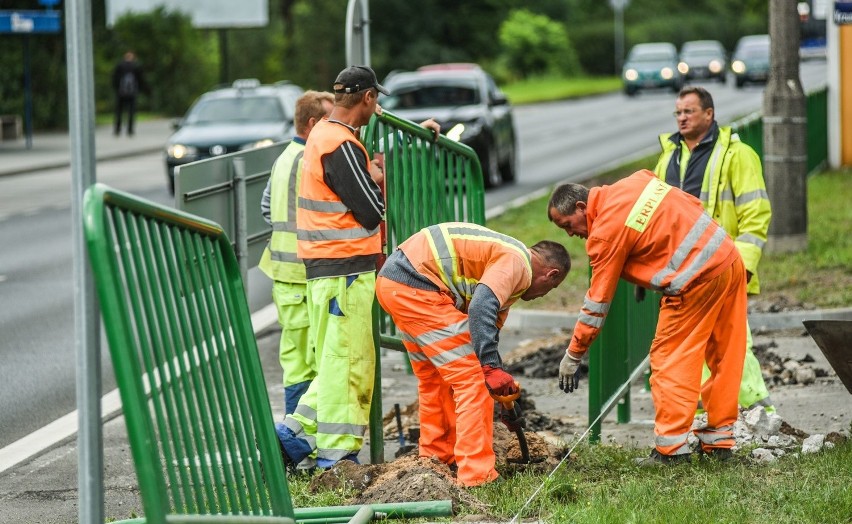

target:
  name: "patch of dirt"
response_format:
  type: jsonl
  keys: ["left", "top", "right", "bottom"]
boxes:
{"left": 748, "top": 294, "right": 814, "bottom": 313}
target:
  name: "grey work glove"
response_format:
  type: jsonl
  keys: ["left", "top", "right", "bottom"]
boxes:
{"left": 558, "top": 351, "right": 582, "bottom": 393}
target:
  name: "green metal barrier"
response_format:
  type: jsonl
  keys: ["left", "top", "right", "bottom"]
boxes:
{"left": 83, "top": 183, "right": 296, "bottom": 524}
{"left": 729, "top": 87, "right": 828, "bottom": 176}
{"left": 360, "top": 110, "right": 486, "bottom": 462}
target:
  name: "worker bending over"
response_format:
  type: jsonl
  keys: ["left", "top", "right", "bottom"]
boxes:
{"left": 376, "top": 222, "right": 570, "bottom": 486}
{"left": 548, "top": 171, "right": 747, "bottom": 464}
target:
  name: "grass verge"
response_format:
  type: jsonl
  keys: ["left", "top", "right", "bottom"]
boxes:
{"left": 486, "top": 165, "right": 852, "bottom": 312}
{"left": 502, "top": 76, "right": 622, "bottom": 105}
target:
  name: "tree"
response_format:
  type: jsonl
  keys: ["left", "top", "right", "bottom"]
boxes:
{"left": 498, "top": 9, "right": 581, "bottom": 79}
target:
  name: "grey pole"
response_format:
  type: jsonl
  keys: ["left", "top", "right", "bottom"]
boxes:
{"left": 763, "top": 0, "right": 808, "bottom": 253}
{"left": 345, "top": 0, "right": 371, "bottom": 66}
{"left": 65, "top": 0, "right": 103, "bottom": 522}
{"left": 233, "top": 156, "right": 249, "bottom": 290}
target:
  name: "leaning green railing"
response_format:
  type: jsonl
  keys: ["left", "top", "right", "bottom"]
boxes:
{"left": 360, "top": 110, "right": 486, "bottom": 462}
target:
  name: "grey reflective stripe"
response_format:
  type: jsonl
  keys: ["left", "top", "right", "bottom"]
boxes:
{"left": 719, "top": 187, "right": 734, "bottom": 203}
{"left": 318, "top": 448, "right": 359, "bottom": 461}
{"left": 272, "top": 221, "right": 297, "bottom": 233}
{"left": 425, "top": 225, "right": 464, "bottom": 309}
{"left": 297, "top": 226, "right": 379, "bottom": 241}
{"left": 583, "top": 294, "right": 610, "bottom": 314}
{"left": 667, "top": 226, "right": 727, "bottom": 293}
{"left": 751, "top": 397, "right": 774, "bottom": 408}
{"left": 654, "top": 431, "right": 691, "bottom": 447}
{"left": 651, "top": 213, "right": 713, "bottom": 288}
{"left": 411, "top": 319, "right": 469, "bottom": 348}
{"left": 407, "top": 349, "right": 429, "bottom": 362}
{"left": 270, "top": 250, "right": 301, "bottom": 263}
{"left": 700, "top": 140, "right": 726, "bottom": 206}
{"left": 445, "top": 225, "right": 531, "bottom": 265}
{"left": 737, "top": 232, "right": 766, "bottom": 249}
{"left": 298, "top": 197, "right": 350, "bottom": 213}
{"left": 287, "top": 151, "right": 303, "bottom": 223}
{"left": 578, "top": 312, "right": 604, "bottom": 329}
{"left": 317, "top": 421, "right": 368, "bottom": 436}
{"left": 293, "top": 404, "right": 316, "bottom": 421}
{"left": 695, "top": 426, "right": 734, "bottom": 445}
{"left": 735, "top": 189, "right": 769, "bottom": 206}
{"left": 430, "top": 343, "right": 475, "bottom": 367}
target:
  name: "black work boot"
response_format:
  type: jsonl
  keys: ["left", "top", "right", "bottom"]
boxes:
{"left": 634, "top": 449, "right": 691, "bottom": 467}
{"left": 700, "top": 447, "right": 735, "bottom": 462}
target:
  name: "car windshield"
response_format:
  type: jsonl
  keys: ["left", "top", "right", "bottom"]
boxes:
{"left": 738, "top": 44, "right": 769, "bottom": 58}
{"left": 186, "top": 96, "right": 285, "bottom": 124}
{"left": 683, "top": 49, "right": 722, "bottom": 58}
{"left": 630, "top": 51, "right": 674, "bottom": 62}
{"left": 382, "top": 81, "right": 480, "bottom": 109}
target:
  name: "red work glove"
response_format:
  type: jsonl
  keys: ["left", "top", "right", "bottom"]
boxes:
{"left": 482, "top": 365, "right": 518, "bottom": 396}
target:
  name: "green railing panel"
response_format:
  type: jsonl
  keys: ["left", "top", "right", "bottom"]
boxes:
{"left": 587, "top": 279, "right": 659, "bottom": 442}
{"left": 360, "top": 111, "right": 486, "bottom": 462}
{"left": 730, "top": 111, "right": 763, "bottom": 160}
{"left": 83, "top": 183, "right": 295, "bottom": 523}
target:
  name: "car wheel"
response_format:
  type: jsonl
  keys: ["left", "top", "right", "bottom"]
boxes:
{"left": 167, "top": 167, "right": 176, "bottom": 195}
{"left": 625, "top": 85, "right": 638, "bottom": 97}
{"left": 499, "top": 140, "right": 517, "bottom": 183}
{"left": 735, "top": 77, "right": 745, "bottom": 89}
{"left": 482, "top": 142, "right": 502, "bottom": 189}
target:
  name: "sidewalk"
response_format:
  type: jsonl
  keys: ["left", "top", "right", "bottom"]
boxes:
{"left": 0, "top": 118, "right": 172, "bottom": 177}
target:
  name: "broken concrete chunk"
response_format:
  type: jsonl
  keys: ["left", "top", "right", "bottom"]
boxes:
{"left": 751, "top": 448, "right": 777, "bottom": 462}
{"left": 794, "top": 366, "right": 816, "bottom": 385}
{"left": 801, "top": 434, "right": 825, "bottom": 454}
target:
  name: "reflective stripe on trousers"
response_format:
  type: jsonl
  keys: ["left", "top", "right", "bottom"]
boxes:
{"left": 649, "top": 259, "right": 747, "bottom": 455}
{"left": 375, "top": 276, "right": 500, "bottom": 487}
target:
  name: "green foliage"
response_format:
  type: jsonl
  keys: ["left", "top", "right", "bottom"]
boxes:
{"left": 108, "top": 7, "right": 217, "bottom": 117}
{"left": 282, "top": 0, "right": 348, "bottom": 90}
{"left": 498, "top": 9, "right": 582, "bottom": 79}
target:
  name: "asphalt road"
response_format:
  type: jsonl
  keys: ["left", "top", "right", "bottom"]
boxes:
{"left": 0, "top": 60, "right": 827, "bottom": 449}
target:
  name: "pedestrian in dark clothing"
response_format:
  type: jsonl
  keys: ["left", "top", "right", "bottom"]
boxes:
{"left": 112, "top": 51, "right": 145, "bottom": 136}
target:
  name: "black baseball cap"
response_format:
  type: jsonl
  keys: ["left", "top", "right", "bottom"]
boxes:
{"left": 333, "top": 65, "right": 389, "bottom": 95}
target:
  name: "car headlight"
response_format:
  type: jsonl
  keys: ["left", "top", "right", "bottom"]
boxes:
{"left": 240, "top": 138, "right": 276, "bottom": 151}
{"left": 732, "top": 60, "right": 746, "bottom": 74}
{"left": 678, "top": 62, "right": 689, "bottom": 75}
{"left": 709, "top": 60, "right": 723, "bottom": 73}
{"left": 624, "top": 69, "right": 639, "bottom": 81}
{"left": 167, "top": 144, "right": 198, "bottom": 160}
{"left": 660, "top": 67, "right": 674, "bottom": 80}
{"left": 446, "top": 122, "right": 483, "bottom": 142}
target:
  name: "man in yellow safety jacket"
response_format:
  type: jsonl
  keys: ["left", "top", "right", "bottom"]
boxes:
{"left": 259, "top": 90, "right": 334, "bottom": 415}
{"left": 653, "top": 86, "right": 774, "bottom": 413}
{"left": 376, "top": 223, "right": 570, "bottom": 486}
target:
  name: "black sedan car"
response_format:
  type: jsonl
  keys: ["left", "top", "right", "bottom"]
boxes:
{"left": 678, "top": 40, "right": 727, "bottom": 83}
{"left": 165, "top": 79, "right": 303, "bottom": 194}
{"left": 731, "top": 34, "right": 771, "bottom": 88}
{"left": 379, "top": 64, "right": 517, "bottom": 189}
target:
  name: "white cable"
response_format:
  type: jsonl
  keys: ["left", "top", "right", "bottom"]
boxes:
{"left": 507, "top": 396, "right": 612, "bottom": 524}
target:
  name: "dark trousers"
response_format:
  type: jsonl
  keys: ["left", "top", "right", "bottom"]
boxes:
{"left": 114, "top": 96, "right": 137, "bottom": 135}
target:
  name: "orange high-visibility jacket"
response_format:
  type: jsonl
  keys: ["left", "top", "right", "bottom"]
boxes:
{"left": 296, "top": 119, "right": 381, "bottom": 260}
{"left": 570, "top": 170, "right": 740, "bottom": 354}
{"left": 397, "top": 223, "right": 532, "bottom": 327}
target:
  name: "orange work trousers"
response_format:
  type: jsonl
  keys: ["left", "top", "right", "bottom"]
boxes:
{"left": 649, "top": 258, "right": 747, "bottom": 455}
{"left": 375, "top": 276, "right": 499, "bottom": 487}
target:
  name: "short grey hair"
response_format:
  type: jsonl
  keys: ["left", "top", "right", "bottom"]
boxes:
{"left": 547, "top": 183, "right": 590, "bottom": 219}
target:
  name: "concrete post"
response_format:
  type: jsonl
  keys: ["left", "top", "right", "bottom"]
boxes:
{"left": 764, "top": 0, "right": 808, "bottom": 253}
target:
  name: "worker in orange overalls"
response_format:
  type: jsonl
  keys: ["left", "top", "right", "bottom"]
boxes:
{"left": 375, "top": 223, "right": 570, "bottom": 486}
{"left": 547, "top": 170, "right": 747, "bottom": 465}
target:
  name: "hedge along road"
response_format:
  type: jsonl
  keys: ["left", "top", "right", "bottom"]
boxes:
{"left": 0, "top": 59, "right": 828, "bottom": 451}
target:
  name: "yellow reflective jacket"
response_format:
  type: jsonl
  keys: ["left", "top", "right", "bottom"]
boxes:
{"left": 654, "top": 126, "right": 771, "bottom": 294}
{"left": 259, "top": 140, "right": 306, "bottom": 283}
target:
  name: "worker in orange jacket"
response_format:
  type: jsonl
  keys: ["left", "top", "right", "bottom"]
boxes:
{"left": 547, "top": 170, "right": 748, "bottom": 465}
{"left": 375, "top": 223, "right": 570, "bottom": 486}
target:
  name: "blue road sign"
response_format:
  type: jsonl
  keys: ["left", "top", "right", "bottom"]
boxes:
{"left": 0, "top": 11, "right": 62, "bottom": 34}
{"left": 836, "top": 1, "right": 852, "bottom": 24}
